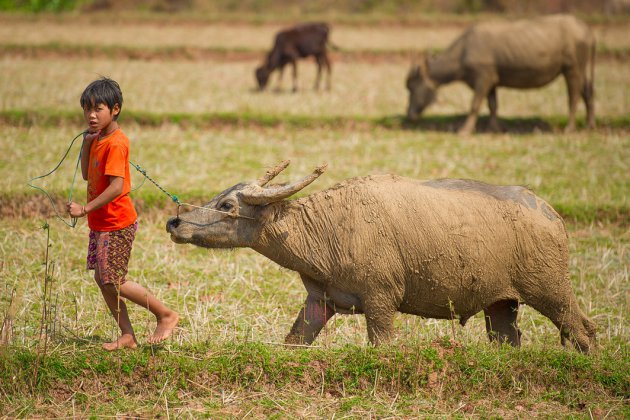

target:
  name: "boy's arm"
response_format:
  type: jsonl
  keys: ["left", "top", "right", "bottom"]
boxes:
{"left": 80, "top": 132, "right": 99, "bottom": 181}
{"left": 67, "top": 176, "right": 124, "bottom": 218}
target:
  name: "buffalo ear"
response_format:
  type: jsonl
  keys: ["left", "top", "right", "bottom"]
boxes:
{"left": 418, "top": 53, "right": 430, "bottom": 78}
{"left": 408, "top": 62, "right": 421, "bottom": 79}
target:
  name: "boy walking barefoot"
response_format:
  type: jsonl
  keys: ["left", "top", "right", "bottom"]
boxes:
{"left": 67, "top": 77, "right": 178, "bottom": 350}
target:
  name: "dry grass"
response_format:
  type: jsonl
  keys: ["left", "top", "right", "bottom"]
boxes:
{"left": 1, "top": 18, "right": 629, "bottom": 52}
{"left": 10, "top": 124, "right": 629, "bottom": 210}
{"left": 1, "top": 57, "right": 629, "bottom": 119}
{"left": 6, "top": 121, "right": 628, "bottom": 351}
{"left": 0, "top": 215, "right": 627, "bottom": 352}
{"left": 2, "top": 211, "right": 626, "bottom": 417}
{"left": 1, "top": 14, "right": 628, "bottom": 418}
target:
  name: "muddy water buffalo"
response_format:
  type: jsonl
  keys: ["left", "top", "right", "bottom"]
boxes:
{"left": 406, "top": 14, "right": 595, "bottom": 134}
{"left": 256, "top": 22, "right": 332, "bottom": 92}
{"left": 167, "top": 161, "right": 596, "bottom": 351}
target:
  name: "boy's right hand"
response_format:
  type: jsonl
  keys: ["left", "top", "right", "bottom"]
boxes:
{"left": 83, "top": 130, "right": 99, "bottom": 144}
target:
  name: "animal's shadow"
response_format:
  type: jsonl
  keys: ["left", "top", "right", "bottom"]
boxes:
{"left": 388, "top": 114, "right": 556, "bottom": 134}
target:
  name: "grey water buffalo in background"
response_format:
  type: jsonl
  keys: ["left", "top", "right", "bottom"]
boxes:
{"left": 255, "top": 22, "right": 332, "bottom": 92}
{"left": 406, "top": 14, "right": 596, "bottom": 134}
{"left": 167, "top": 160, "right": 596, "bottom": 352}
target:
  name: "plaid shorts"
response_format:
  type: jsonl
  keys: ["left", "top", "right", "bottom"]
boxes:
{"left": 87, "top": 221, "right": 137, "bottom": 287}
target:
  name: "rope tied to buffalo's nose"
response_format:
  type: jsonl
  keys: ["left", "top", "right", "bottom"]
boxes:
{"left": 130, "top": 162, "right": 182, "bottom": 205}
{"left": 28, "top": 131, "right": 254, "bottom": 227}
{"left": 130, "top": 162, "right": 255, "bottom": 220}
{"left": 174, "top": 201, "right": 255, "bottom": 220}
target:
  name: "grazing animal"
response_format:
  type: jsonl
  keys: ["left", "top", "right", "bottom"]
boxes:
{"left": 406, "top": 14, "right": 596, "bottom": 134}
{"left": 167, "top": 161, "right": 596, "bottom": 352}
{"left": 255, "top": 22, "right": 332, "bottom": 92}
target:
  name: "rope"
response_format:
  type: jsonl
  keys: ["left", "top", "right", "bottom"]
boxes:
{"left": 176, "top": 201, "right": 255, "bottom": 220}
{"left": 129, "top": 161, "right": 181, "bottom": 205}
{"left": 27, "top": 131, "right": 86, "bottom": 228}
{"left": 28, "top": 131, "right": 255, "bottom": 226}
{"left": 129, "top": 162, "right": 255, "bottom": 220}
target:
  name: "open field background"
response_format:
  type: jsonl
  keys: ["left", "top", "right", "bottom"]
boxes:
{"left": 1, "top": 5, "right": 629, "bottom": 418}
{"left": 2, "top": 16, "right": 630, "bottom": 53}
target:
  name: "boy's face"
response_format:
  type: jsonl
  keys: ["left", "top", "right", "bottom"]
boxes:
{"left": 83, "top": 102, "right": 120, "bottom": 133}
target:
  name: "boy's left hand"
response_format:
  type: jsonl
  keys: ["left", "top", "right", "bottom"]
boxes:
{"left": 67, "top": 202, "right": 86, "bottom": 218}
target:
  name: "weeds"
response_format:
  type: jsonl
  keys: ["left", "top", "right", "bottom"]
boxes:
{"left": 0, "top": 0, "right": 80, "bottom": 13}
{"left": 0, "top": 285, "right": 16, "bottom": 346}
{"left": 32, "top": 222, "right": 58, "bottom": 389}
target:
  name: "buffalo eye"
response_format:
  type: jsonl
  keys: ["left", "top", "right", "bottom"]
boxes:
{"left": 219, "top": 202, "right": 234, "bottom": 212}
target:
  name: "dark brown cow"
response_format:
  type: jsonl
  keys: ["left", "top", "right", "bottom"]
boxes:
{"left": 255, "top": 22, "right": 332, "bottom": 92}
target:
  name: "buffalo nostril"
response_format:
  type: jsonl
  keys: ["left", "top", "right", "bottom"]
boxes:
{"left": 167, "top": 217, "right": 180, "bottom": 230}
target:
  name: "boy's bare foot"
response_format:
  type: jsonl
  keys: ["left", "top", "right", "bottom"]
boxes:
{"left": 103, "top": 333, "right": 137, "bottom": 351}
{"left": 148, "top": 311, "right": 179, "bottom": 344}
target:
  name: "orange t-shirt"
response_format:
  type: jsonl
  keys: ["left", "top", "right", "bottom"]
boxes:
{"left": 86, "top": 129, "right": 137, "bottom": 231}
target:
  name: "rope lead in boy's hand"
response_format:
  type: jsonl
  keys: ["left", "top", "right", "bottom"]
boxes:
{"left": 27, "top": 130, "right": 85, "bottom": 228}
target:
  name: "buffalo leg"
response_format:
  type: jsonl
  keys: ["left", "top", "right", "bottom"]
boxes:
{"left": 285, "top": 295, "right": 335, "bottom": 345}
{"left": 314, "top": 55, "right": 323, "bottom": 91}
{"left": 563, "top": 68, "right": 583, "bottom": 132}
{"left": 484, "top": 300, "right": 521, "bottom": 346}
{"left": 459, "top": 80, "right": 493, "bottom": 135}
{"left": 290, "top": 60, "right": 298, "bottom": 92}
{"left": 487, "top": 87, "right": 501, "bottom": 132}
{"left": 323, "top": 53, "right": 332, "bottom": 91}
{"left": 582, "top": 77, "right": 595, "bottom": 129}
{"left": 314, "top": 53, "right": 332, "bottom": 91}
{"left": 522, "top": 286, "right": 596, "bottom": 353}
{"left": 363, "top": 300, "right": 396, "bottom": 346}
{"left": 275, "top": 65, "right": 285, "bottom": 91}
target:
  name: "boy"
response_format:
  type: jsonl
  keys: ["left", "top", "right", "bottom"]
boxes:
{"left": 67, "top": 77, "right": 178, "bottom": 351}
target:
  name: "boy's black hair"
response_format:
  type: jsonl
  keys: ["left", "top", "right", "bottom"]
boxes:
{"left": 80, "top": 77, "right": 123, "bottom": 120}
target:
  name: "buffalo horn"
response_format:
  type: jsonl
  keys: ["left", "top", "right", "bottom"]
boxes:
{"left": 241, "top": 163, "right": 328, "bottom": 205}
{"left": 256, "top": 160, "right": 291, "bottom": 186}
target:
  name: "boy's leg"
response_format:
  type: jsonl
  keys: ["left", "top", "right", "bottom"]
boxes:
{"left": 118, "top": 281, "right": 179, "bottom": 344}
{"left": 90, "top": 222, "right": 178, "bottom": 345}
{"left": 94, "top": 268, "right": 137, "bottom": 350}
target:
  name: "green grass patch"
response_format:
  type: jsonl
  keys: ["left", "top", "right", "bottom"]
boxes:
{"left": 0, "top": 341, "right": 627, "bottom": 417}
{"left": 0, "top": 0, "right": 80, "bottom": 13}
{"left": 3, "top": 108, "right": 629, "bottom": 131}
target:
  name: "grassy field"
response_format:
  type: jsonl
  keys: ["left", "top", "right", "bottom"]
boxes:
{"left": 1, "top": 10, "right": 629, "bottom": 418}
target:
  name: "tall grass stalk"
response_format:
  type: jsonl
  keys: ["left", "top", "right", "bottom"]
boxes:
{"left": 32, "top": 221, "right": 56, "bottom": 389}
{"left": 0, "top": 286, "right": 16, "bottom": 346}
